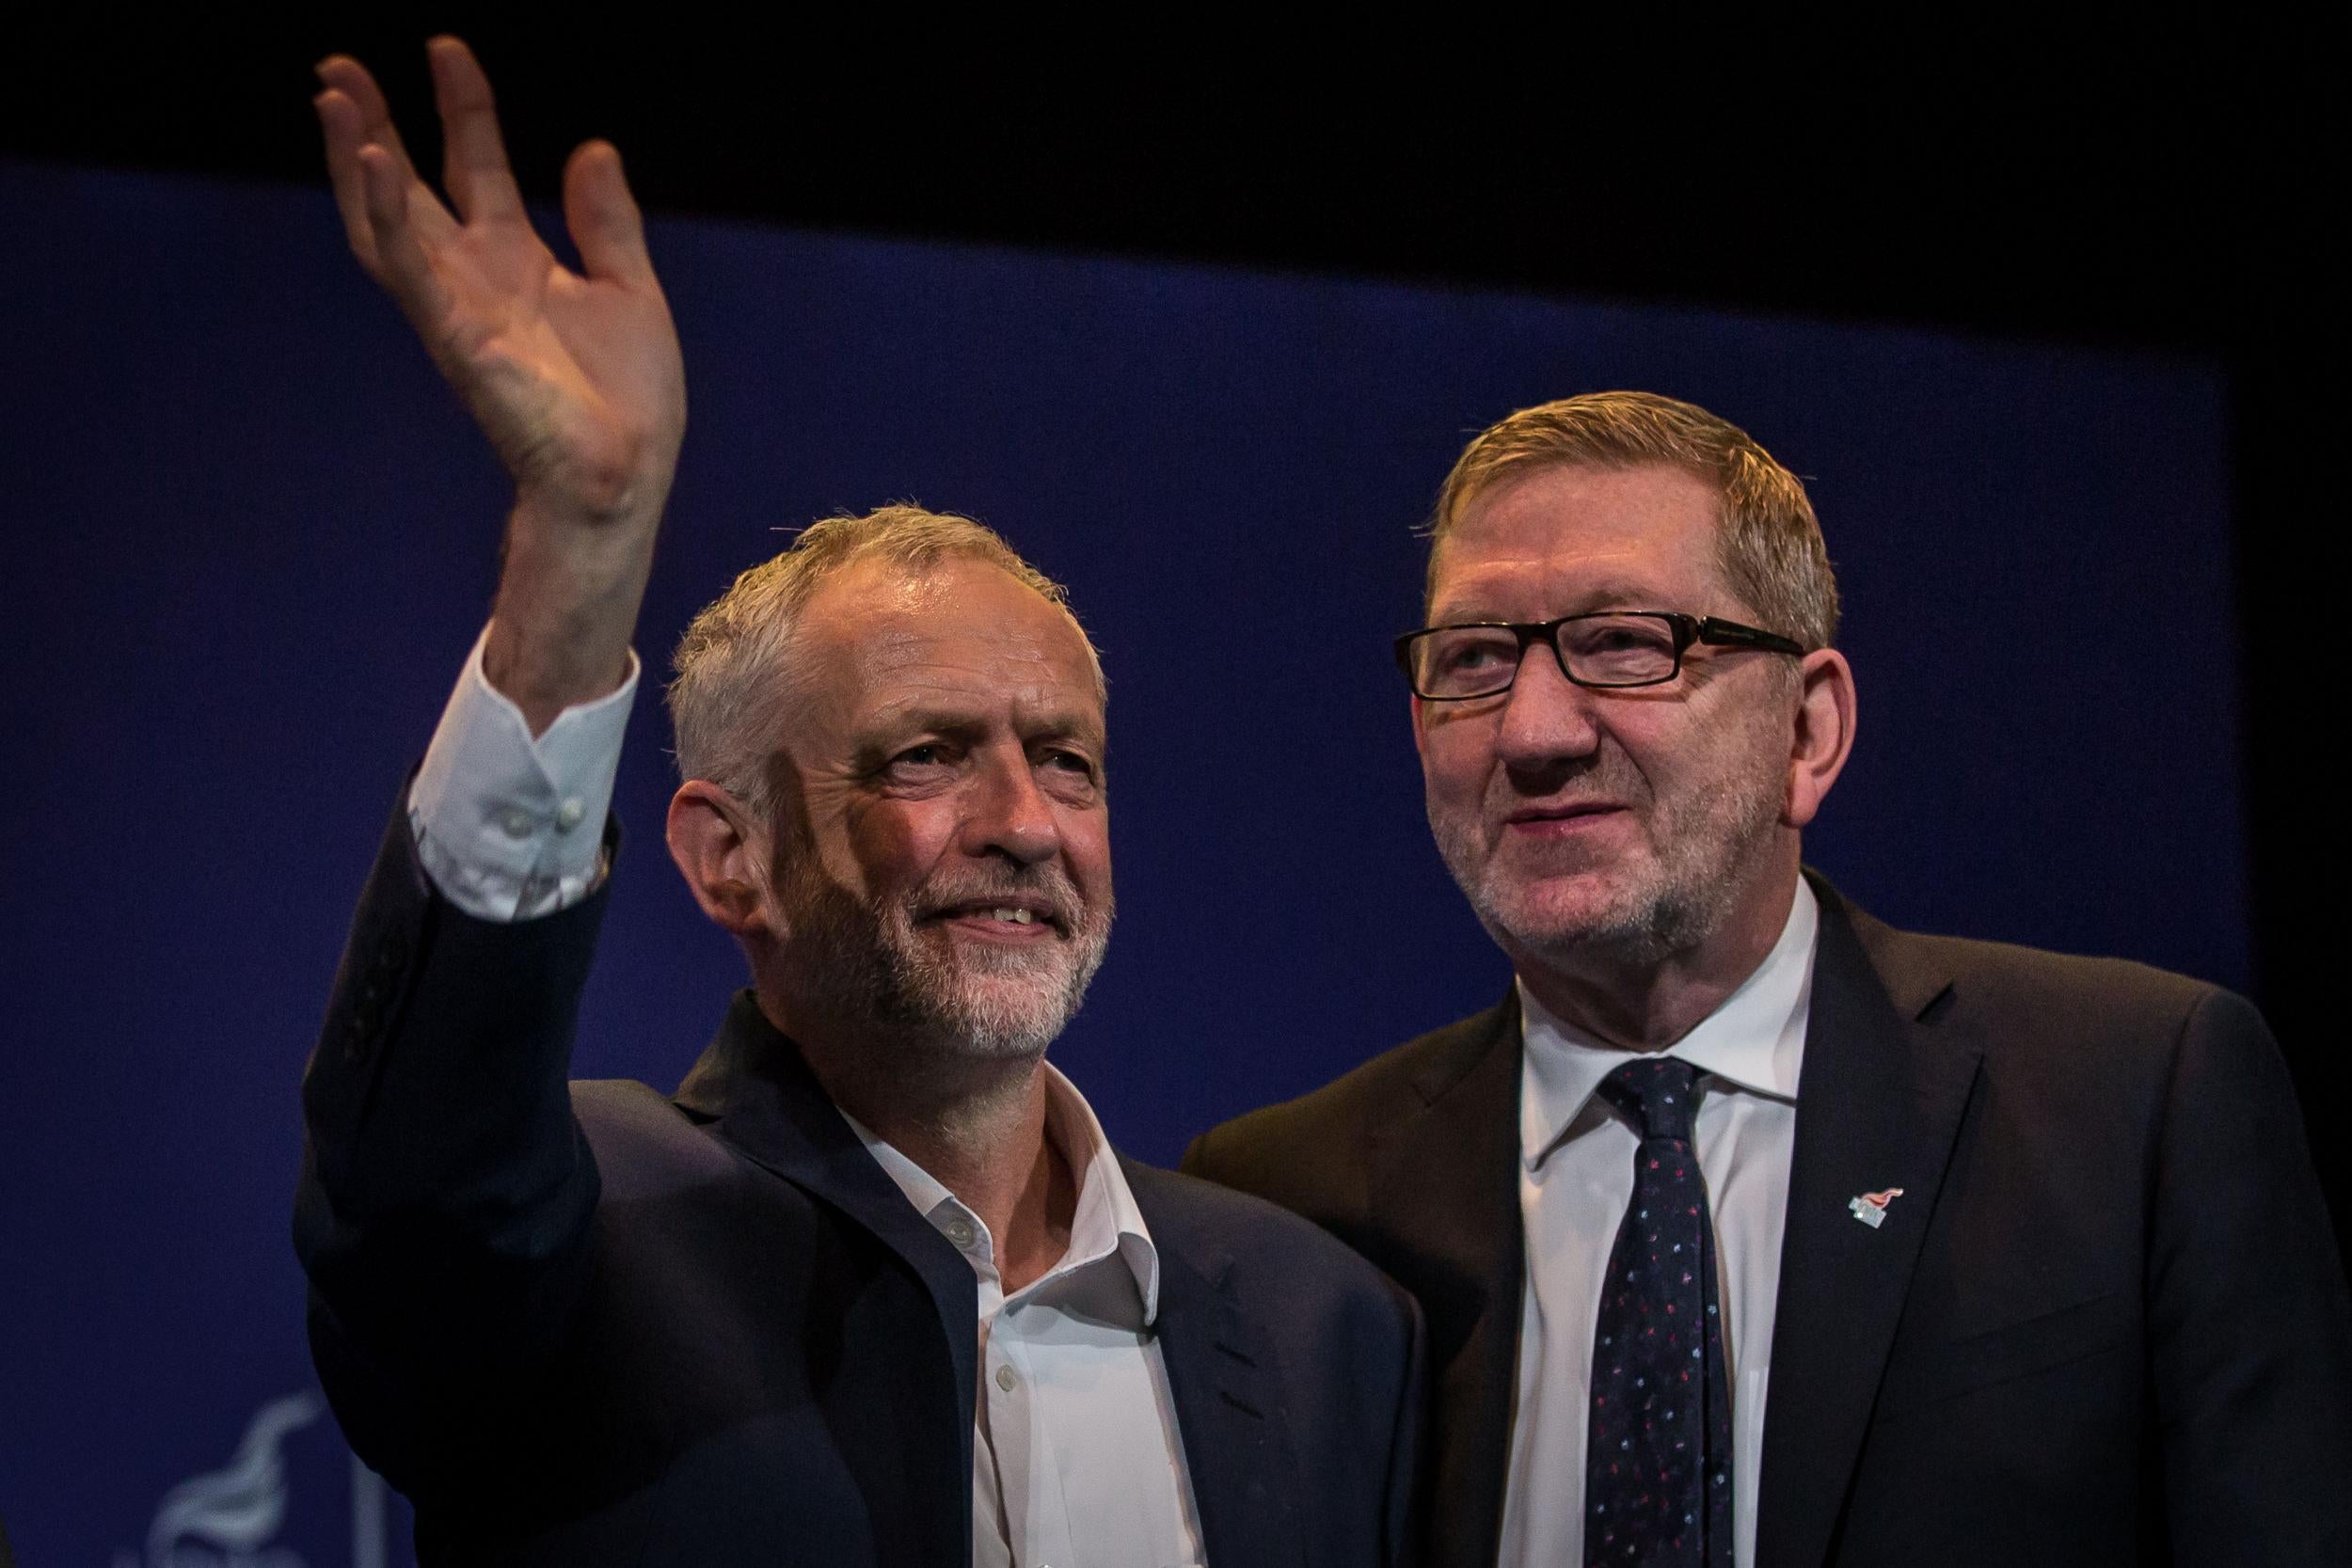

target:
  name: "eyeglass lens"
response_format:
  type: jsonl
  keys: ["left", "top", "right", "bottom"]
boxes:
{"left": 1412, "top": 614, "right": 1682, "bottom": 696}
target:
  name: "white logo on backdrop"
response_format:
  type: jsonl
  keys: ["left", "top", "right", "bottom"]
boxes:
{"left": 112, "top": 1391, "right": 389, "bottom": 1568}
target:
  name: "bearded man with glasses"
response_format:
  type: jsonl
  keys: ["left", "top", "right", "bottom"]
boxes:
{"left": 1187, "top": 390, "right": 2352, "bottom": 1568}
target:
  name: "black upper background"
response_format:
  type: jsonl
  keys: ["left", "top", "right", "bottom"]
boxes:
{"left": 8, "top": 16, "right": 2340, "bottom": 1244}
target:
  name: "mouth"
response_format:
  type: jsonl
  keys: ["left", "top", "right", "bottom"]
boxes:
{"left": 1502, "top": 801, "right": 1627, "bottom": 835}
{"left": 919, "top": 898, "right": 1066, "bottom": 939}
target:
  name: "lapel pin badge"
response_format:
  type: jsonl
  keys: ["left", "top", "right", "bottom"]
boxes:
{"left": 1848, "top": 1187, "right": 1905, "bottom": 1229}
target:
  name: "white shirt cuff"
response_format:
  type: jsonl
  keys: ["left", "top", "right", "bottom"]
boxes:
{"left": 405, "top": 625, "right": 639, "bottom": 921}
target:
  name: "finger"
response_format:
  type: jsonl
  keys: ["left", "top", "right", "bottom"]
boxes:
{"left": 358, "top": 144, "right": 452, "bottom": 328}
{"left": 426, "top": 36, "right": 525, "bottom": 226}
{"left": 313, "top": 88, "right": 381, "bottom": 273}
{"left": 315, "top": 54, "right": 457, "bottom": 249}
{"left": 564, "top": 140, "right": 659, "bottom": 290}
{"left": 313, "top": 55, "right": 422, "bottom": 186}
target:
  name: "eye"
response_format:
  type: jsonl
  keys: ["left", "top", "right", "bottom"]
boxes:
{"left": 1434, "top": 630, "right": 1516, "bottom": 672}
{"left": 1038, "top": 747, "right": 1099, "bottom": 782}
{"left": 882, "top": 743, "right": 958, "bottom": 781}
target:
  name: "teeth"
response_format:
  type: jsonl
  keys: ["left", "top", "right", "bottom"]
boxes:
{"left": 990, "top": 908, "right": 1035, "bottom": 925}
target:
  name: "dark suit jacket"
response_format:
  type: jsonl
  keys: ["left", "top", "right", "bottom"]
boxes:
{"left": 1184, "top": 875, "right": 2352, "bottom": 1568}
{"left": 295, "top": 802, "right": 1422, "bottom": 1565}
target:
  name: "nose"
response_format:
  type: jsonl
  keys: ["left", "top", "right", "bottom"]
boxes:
{"left": 962, "top": 746, "right": 1062, "bottom": 866}
{"left": 1493, "top": 640, "right": 1603, "bottom": 770}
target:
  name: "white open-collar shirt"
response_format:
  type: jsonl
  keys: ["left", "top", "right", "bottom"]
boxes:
{"left": 1498, "top": 880, "right": 1819, "bottom": 1568}
{"left": 848, "top": 1073, "right": 1203, "bottom": 1568}
{"left": 408, "top": 632, "right": 1204, "bottom": 1568}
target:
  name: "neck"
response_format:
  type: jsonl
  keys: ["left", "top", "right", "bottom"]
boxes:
{"left": 757, "top": 990, "right": 1076, "bottom": 1291}
{"left": 1516, "top": 856, "right": 1801, "bottom": 1050}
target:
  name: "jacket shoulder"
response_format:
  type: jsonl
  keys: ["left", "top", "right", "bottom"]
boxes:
{"left": 569, "top": 1078, "right": 748, "bottom": 1202}
{"left": 1126, "top": 1162, "right": 1419, "bottom": 1324}
{"left": 1182, "top": 999, "right": 1512, "bottom": 1214}
{"left": 1824, "top": 886, "right": 2270, "bottom": 1105}
{"left": 1847, "top": 898, "right": 2241, "bottom": 1040}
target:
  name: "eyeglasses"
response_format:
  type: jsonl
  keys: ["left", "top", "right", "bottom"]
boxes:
{"left": 1394, "top": 610, "right": 1805, "bottom": 700}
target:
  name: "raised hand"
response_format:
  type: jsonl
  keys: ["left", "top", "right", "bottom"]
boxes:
{"left": 315, "top": 38, "right": 686, "bottom": 725}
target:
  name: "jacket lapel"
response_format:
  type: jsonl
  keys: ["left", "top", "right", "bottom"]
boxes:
{"left": 1755, "top": 879, "right": 1984, "bottom": 1568}
{"left": 672, "top": 992, "right": 982, "bottom": 1471}
{"left": 1139, "top": 1194, "right": 1307, "bottom": 1568}
{"left": 1363, "top": 995, "right": 1524, "bottom": 1568}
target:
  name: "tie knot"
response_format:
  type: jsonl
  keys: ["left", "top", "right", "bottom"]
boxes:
{"left": 1597, "top": 1057, "right": 1700, "bottom": 1144}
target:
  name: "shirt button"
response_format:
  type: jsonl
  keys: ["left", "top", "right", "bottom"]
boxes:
{"left": 555, "top": 799, "right": 586, "bottom": 832}
{"left": 497, "top": 806, "right": 534, "bottom": 839}
{"left": 944, "top": 1218, "right": 977, "bottom": 1248}
{"left": 995, "top": 1365, "right": 1018, "bottom": 1392}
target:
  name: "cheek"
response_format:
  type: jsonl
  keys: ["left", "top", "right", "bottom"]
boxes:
{"left": 1692, "top": 701, "right": 1788, "bottom": 781}
{"left": 834, "top": 800, "right": 956, "bottom": 891}
{"left": 1062, "top": 809, "right": 1114, "bottom": 893}
{"left": 1418, "top": 720, "right": 1497, "bottom": 798}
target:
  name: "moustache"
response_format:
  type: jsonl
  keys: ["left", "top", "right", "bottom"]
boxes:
{"left": 907, "top": 867, "right": 1096, "bottom": 935}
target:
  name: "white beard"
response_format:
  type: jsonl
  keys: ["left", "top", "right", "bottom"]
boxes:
{"left": 772, "top": 855, "right": 1113, "bottom": 1064}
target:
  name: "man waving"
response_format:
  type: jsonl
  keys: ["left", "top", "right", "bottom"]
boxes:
{"left": 294, "top": 39, "right": 1420, "bottom": 1566}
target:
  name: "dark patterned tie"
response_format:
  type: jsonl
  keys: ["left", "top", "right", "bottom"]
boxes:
{"left": 1584, "top": 1057, "right": 1734, "bottom": 1567}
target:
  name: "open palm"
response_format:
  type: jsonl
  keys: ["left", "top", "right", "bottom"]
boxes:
{"left": 315, "top": 39, "right": 686, "bottom": 523}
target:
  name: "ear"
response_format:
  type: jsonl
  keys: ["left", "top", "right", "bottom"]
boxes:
{"left": 1783, "top": 648, "right": 1856, "bottom": 829}
{"left": 665, "top": 781, "right": 779, "bottom": 940}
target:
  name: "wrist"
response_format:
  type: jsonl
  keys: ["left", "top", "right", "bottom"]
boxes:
{"left": 483, "top": 504, "right": 661, "bottom": 734}
{"left": 481, "top": 610, "right": 637, "bottom": 736}
{"left": 510, "top": 468, "right": 671, "bottom": 540}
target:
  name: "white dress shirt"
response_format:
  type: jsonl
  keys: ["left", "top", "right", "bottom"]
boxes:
{"left": 405, "top": 626, "right": 1205, "bottom": 1568}
{"left": 848, "top": 1075, "right": 1205, "bottom": 1568}
{"left": 1498, "top": 881, "right": 1818, "bottom": 1568}
{"left": 406, "top": 626, "right": 637, "bottom": 922}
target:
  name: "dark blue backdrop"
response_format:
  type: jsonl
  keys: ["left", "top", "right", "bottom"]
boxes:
{"left": 0, "top": 158, "right": 2241, "bottom": 1563}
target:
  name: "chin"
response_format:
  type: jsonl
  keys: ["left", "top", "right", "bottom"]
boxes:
{"left": 1474, "top": 875, "right": 1694, "bottom": 966}
{"left": 929, "top": 989, "right": 1073, "bottom": 1058}
{"left": 897, "top": 916, "right": 1111, "bottom": 1062}
{"left": 1487, "top": 871, "right": 1636, "bottom": 933}
{"left": 929, "top": 957, "right": 1095, "bottom": 1053}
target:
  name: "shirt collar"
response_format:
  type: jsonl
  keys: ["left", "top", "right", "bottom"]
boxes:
{"left": 1518, "top": 879, "right": 1819, "bottom": 1173}
{"left": 841, "top": 1062, "right": 1162, "bottom": 1323}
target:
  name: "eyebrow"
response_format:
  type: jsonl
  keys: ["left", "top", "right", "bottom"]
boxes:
{"left": 861, "top": 703, "right": 1105, "bottom": 749}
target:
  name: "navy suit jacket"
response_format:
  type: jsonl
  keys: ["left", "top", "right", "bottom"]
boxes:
{"left": 1184, "top": 874, "right": 2352, "bottom": 1568}
{"left": 295, "top": 803, "right": 1423, "bottom": 1565}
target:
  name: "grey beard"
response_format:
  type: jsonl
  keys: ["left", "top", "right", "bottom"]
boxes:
{"left": 774, "top": 860, "right": 1111, "bottom": 1066}
{"left": 1430, "top": 768, "right": 1782, "bottom": 974}
{"left": 1465, "top": 853, "right": 1732, "bottom": 973}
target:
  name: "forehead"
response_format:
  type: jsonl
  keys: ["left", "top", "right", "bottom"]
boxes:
{"left": 1430, "top": 463, "right": 1727, "bottom": 618}
{"left": 793, "top": 555, "right": 1104, "bottom": 733}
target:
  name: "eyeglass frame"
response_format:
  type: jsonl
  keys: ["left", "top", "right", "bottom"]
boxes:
{"left": 1392, "top": 610, "right": 1808, "bottom": 700}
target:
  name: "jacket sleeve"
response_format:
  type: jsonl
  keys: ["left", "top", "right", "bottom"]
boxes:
{"left": 2147, "top": 987, "right": 2352, "bottom": 1565}
{"left": 292, "top": 788, "right": 613, "bottom": 1484}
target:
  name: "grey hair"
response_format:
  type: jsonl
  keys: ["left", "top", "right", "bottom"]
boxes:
{"left": 666, "top": 503, "right": 1104, "bottom": 816}
{"left": 1427, "top": 390, "right": 1840, "bottom": 650}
